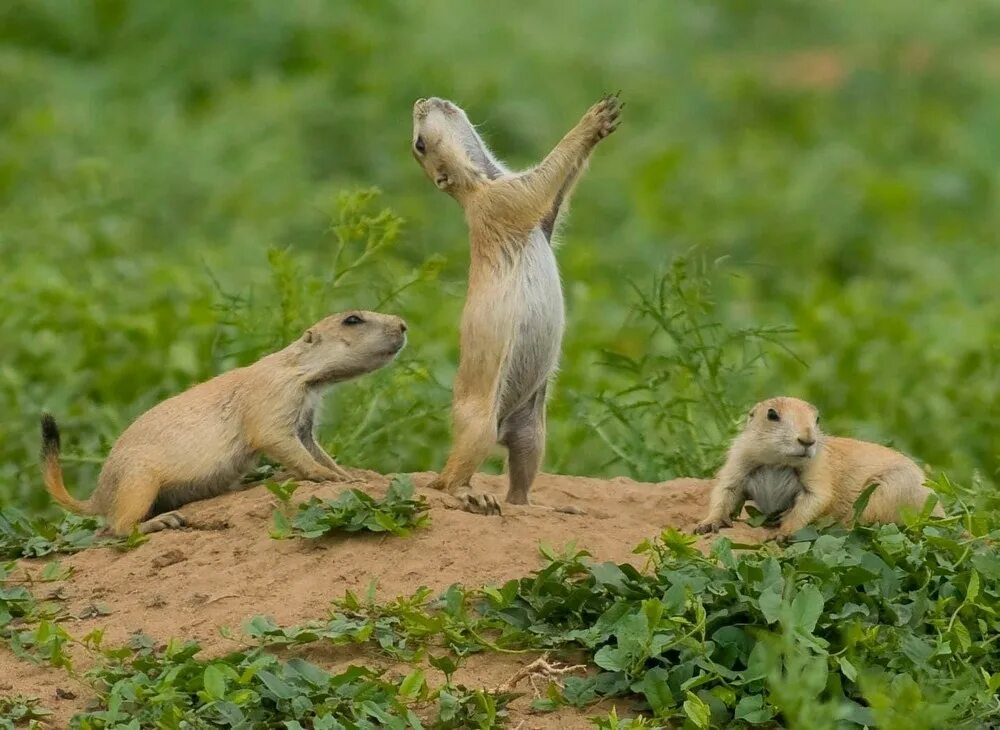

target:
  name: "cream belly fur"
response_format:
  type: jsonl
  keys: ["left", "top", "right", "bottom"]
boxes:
{"left": 466, "top": 231, "right": 565, "bottom": 421}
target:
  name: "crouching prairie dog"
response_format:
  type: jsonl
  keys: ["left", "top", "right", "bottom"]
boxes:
{"left": 41, "top": 311, "right": 407, "bottom": 536}
{"left": 695, "top": 396, "right": 944, "bottom": 538}
{"left": 411, "top": 94, "right": 622, "bottom": 515}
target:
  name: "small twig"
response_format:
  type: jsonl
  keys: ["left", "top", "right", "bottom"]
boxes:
{"left": 206, "top": 594, "right": 240, "bottom": 605}
{"left": 496, "top": 652, "right": 586, "bottom": 694}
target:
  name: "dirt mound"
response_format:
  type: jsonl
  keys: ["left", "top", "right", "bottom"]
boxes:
{"left": 1, "top": 471, "right": 769, "bottom": 728}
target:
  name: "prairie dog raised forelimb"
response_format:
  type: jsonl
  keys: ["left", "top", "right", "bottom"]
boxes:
{"left": 411, "top": 94, "right": 622, "bottom": 515}
{"left": 694, "top": 396, "right": 944, "bottom": 538}
{"left": 41, "top": 311, "right": 407, "bottom": 536}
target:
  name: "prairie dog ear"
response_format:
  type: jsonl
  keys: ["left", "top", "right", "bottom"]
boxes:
{"left": 747, "top": 407, "right": 756, "bottom": 423}
{"left": 303, "top": 329, "right": 317, "bottom": 344}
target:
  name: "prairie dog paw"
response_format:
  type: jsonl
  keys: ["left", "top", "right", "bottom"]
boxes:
{"left": 582, "top": 92, "right": 623, "bottom": 141}
{"left": 452, "top": 489, "right": 502, "bottom": 516}
{"left": 138, "top": 511, "right": 187, "bottom": 535}
{"left": 693, "top": 518, "right": 729, "bottom": 535}
{"left": 327, "top": 464, "right": 354, "bottom": 482}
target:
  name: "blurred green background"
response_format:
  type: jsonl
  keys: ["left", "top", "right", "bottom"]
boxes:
{"left": 1, "top": 0, "right": 997, "bottom": 514}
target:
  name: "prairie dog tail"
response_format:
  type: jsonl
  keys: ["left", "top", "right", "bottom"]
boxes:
{"left": 40, "top": 414, "right": 96, "bottom": 515}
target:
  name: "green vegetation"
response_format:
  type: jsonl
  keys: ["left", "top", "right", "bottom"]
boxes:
{"left": 73, "top": 635, "right": 509, "bottom": 729}
{"left": 2, "top": 0, "right": 997, "bottom": 517}
{"left": 2, "top": 0, "right": 999, "bottom": 727}
{"left": 0, "top": 694, "right": 50, "bottom": 730}
{"left": 268, "top": 475, "right": 430, "bottom": 540}
{"left": 0, "top": 510, "right": 145, "bottom": 560}
{"left": 237, "top": 504, "right": 1000, "bottom": 728}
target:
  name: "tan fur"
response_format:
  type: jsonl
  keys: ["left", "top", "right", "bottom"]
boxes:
{"left": 41, "top": 311, "right": 407, "bottom": 536}
{"left": 411, "top": 94, "right": 621, "bottom": 515}
{"left": 694, "top": 396, "right": 944, "bottom": 537}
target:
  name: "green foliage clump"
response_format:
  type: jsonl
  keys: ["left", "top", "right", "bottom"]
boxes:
{"left": 0, "top": 562, "right": 74, "bottom": 669}
{"left": 0, "top": 508, "right": 104, "bottom": 560}
{"left": 0, "top": 695, "right": 51, "bottom": 730}
{"left": 470, "top": 522, "right": 1000, "bottom": 728}
{"left": 589, "top": 253, "right": 798, "bottom": 480}
{"left": 73, "top": 634, "right": 510, "bottom": 730}
{"left": 243, "top": 508, "right": 1000, "bottom": 728}
{"left": 268, "top": 475, "right": 430, "bottom": 540}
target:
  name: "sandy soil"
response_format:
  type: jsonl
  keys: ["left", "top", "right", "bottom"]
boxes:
{"left": 0, "top": 470, "right": 769, "bottom": 728}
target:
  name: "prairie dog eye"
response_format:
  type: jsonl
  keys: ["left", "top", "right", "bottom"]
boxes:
{"left": 414, "top": 136, "right": 426, "bottom": 154}
{"left": 767, "top": 408, "right": 780, "bottom": 422}
{"left": 343, "top": 314, "right": 364, "bottom": 326}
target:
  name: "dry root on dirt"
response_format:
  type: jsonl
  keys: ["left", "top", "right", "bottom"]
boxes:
{"left": 496, "top": 653, "right": 588, "bottom": 696}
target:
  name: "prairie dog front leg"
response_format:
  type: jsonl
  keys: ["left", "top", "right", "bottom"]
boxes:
{"left": 261, "top": 438, "right": 346, "bottom": 483}
{"left": 694, "top": 460, "right": 748, "bottom": 534}
{"left": 484, "top": 94, "right": 622, "bottom": 231}
{"left": 776, "top": 488, "right": 832, "bottom": 538}
{"left": 295, "top": 407, "right": 353, "bottom": 481}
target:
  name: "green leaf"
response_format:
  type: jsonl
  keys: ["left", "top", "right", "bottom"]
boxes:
{"left": 257, "top": 670, "right": 296, "bottom": 700}
{"left": 203, "top": 664, "right": 228, "bottom": 700}
{"left": 789, "top": 584, "right": 824, "bottom": 635}
{"left": 398, "top": 669, "right": 425, "bottom": 699}
{"left": 734, "top": 694, "right": 775, "bottom": 724}
{"left": 683, "top": 691, "right": 711, "bottom": 728}
{"left": 758, "top": 589, "right": 782, "bottom": 625}
{"left": 270, "top": 510, "right": 291, "bottom": 539}
{"left": 837, "top": 656, "right": 858, "bottom": 682}
{"left": 966, "top": 570, "right": 980, "bottom": 603}
{"left": 634, "top": 667, "right": 673, "bottom": 716}
{"left": 952, "top": 619, "right": 972, "bottom": 653}
{"left": 852, "top": 483, "right": 880, "bottom": 524}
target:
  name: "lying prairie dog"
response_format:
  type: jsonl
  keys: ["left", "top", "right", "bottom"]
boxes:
{"left": 694, "top": 396, "right": 944, "bottom": 538}
{"left": 41, "top": 311, "right": 407, "bottom": 536}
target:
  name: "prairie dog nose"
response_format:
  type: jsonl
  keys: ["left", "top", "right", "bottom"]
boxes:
{"left": 797, "top": 436, "right": 816, "bottom": 447}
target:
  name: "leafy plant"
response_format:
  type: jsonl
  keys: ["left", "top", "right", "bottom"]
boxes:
{"left": 0, "top": 695, "right": 51, "bottom": 730}
{"left": 587, "top": 252, "right": 798, "bottom": 481}
{"left": 469, "top": 518, "right": 1000, "bottom": 727}
{"left": 0, "top": 563, "right": 73, "bottom": 669}
{"left": 591, "top": 708, "right": 665, "bottom": 729}
{"left": 0, "top": 508, "right": 104, "bottom": 560}
{"left": 269, "top": 475, "right": 430, "bottom": 539}
{"left": 73, "top": 634, "right": 510, "bottom": 729}
{"left": 251, "top": 501, "right": 999, "bottom": 728}
{"left": 0, "top": 507, "right": 147, "bottom": 560}
{"left": 243, "top": 582, "right": 505, "bottom": 662}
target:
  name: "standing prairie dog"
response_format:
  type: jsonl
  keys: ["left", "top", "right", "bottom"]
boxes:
{"left": 411, "top": 94, "right": 622, "bottom": 515}
{"left": 41, "top": 311, "right": 407, "bottom": 536}
{"left": 694, "top": 396, "right": 944, "bottom": 538}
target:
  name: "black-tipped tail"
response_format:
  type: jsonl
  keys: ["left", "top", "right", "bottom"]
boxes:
{"left": 41, "top": 413, "right": 61, "bottom": 458}
{"left": 38, "top": 413, "right": 91, "bottom": 514}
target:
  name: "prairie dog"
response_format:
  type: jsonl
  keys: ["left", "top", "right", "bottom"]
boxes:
{"left": 41, "top": 311, "right": 407, "bottom": 536}
{"left": 694, "top": 396, "right": 944, "bottom": 537}
{"left": 411, "top": 94, "right": 622, "bottom": 515}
